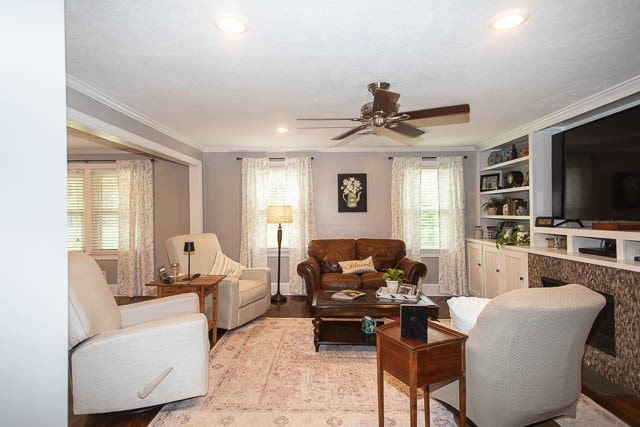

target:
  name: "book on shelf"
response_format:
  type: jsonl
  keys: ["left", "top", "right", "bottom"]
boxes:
{"left": 331, "top": 289, "right": 366, "bottom": 301}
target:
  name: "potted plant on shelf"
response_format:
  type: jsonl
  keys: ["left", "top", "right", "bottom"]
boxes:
{"left": 382, "top": 268, "right": 405, "bottom": 294}
{"left": 481, "top": 196, "right": 504, "bottom": 216}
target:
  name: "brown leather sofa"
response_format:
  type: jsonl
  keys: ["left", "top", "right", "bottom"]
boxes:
{"left": 297, "top": 238, "right": 427, "bottom": 305}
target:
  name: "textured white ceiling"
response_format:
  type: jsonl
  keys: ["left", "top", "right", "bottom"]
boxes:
{"left": 65, "top": 0, "right": 640, "bottom": 151}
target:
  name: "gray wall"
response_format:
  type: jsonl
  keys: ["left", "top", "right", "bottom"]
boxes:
{"left": 202, "top": 150, "right": 478, "bottom": 285}
{"left": 154, "top": 159, "right": 191, "bottom": 269}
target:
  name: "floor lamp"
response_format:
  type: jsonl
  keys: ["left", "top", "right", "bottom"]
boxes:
{"left": 267, "top": 205, "right": 292, "bottom": 303}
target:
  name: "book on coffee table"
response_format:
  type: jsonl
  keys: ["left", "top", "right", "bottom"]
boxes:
{"left": 331, "top": 289, "right": 366, "bottom": 301}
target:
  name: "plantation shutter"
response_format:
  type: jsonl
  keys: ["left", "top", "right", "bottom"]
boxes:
{"left": 67, "top": 169, "right": 85, "bottom": 251}
{"left": 90, "top": 169, "right": 119, "bottom": 251}
{"left": 420, "top": 167, "right": 440, "bottom": 249}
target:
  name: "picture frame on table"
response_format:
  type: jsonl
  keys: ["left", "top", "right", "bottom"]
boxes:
{"left": 480, "top": 173, "right": 501, "bottom": 192}
{"left": 398, "top": 284, "right": 417, "bottom": 296}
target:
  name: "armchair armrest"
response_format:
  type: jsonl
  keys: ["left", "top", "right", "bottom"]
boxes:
{"left": 119, "top": 293, "right": 199, "bottom": 327}
{"left": 396, "top": 257, "right": 427, "bottom": 285}
{"left": 70, "top": 312, "right": 208, "bottom": 414}
{"left": 240, "top": 267, "right": 271, "bottom": 284}
{"left": 297, "top": 257, "right": 320, "bottom": 305}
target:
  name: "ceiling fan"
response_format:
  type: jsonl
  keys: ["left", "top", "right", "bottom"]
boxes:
{"left": 297, "top": 82, "right": 470, "bottom": 143}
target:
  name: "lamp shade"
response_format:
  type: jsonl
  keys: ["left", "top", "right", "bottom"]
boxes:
{"left": 267, "top": 205, "right": 293, "bottom": 224}
{"left": 183, "top": 241, "right": 195, "bottom": 252}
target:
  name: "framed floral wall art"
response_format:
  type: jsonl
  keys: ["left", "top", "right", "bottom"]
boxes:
{"left": 338, "top": 173, "right": 367, "bottom": 212}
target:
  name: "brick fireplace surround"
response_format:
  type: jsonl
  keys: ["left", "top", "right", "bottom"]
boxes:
{"left": 528, "top": 254, "right": 640, "bottom": 396}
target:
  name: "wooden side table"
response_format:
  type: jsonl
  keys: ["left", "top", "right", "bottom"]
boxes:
{"left": 376, "top": 321, "right": 467, "bottom": 427}
{"left": 145, "top": 274, "right": 226, "bottom": 344}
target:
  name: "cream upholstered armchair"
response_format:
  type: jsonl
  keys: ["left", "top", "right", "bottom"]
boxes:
{"left": 165, "top": 233, "right": 271, "bottom": 330}
{"left": 68, "top": 252, "right": 208, "bottom": 414}
{"left": 432, "top": 284, "right": 605, "bottom": 427}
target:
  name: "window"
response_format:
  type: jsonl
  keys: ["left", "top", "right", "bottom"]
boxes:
{"left": 267, "top": 160, "right": 289, "bottom": 249}
{"left": 67, "top": 164, "right": 119, "bottom": 253}
{"left": 420, "top": 163, "right": 440, "bottom": 250}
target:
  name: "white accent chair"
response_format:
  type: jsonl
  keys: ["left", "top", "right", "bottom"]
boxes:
{"left": 432, "top": 284, "right": 605, "bottom": 427}
{"left": 165, "top": 233, "right": 271, "bottom": 330}
{"left": 68, "top": 252, "right": 209, "bottom": 414}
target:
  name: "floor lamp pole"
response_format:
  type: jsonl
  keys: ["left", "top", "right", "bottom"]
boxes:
{"left": 271, "top": 222, "right": 287, "bottom": 303}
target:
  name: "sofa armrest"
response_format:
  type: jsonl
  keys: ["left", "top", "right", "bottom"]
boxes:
{"left": 119, "top": 293, "right": 199, "bottom": 327}
{"left": 396, "top": 257, "right": 427, "bottom": 285}
{"left": 70, "top": 312, "right": 208, "bottom": 413}
{"left": 297, "top": 257, "right": 320, "bottom": 305}
{"left": 240, "top": 267, "right": 271, "bottom": 284}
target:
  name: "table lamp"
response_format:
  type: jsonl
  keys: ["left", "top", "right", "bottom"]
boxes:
{"left": 267, "top": 205, "right": 292, "bottom": 303}
{"left": 184, "top": 241, "right": 195, "bottom": 280}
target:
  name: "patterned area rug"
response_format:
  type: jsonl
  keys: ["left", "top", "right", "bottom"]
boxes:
{"left": 150, "top": 318, "right": 626, "bottom": 426}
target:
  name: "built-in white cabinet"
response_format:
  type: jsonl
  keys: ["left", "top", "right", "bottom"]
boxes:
{"left": 466, "top": 239, "right": 528, "bottom": 298}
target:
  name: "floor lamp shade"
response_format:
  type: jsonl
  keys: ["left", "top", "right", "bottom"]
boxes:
{"left": 267, "top": 205, "right": 292, "bottom": 303}
{"left": 267, "top": 205, "right": 293, "bottom": 224}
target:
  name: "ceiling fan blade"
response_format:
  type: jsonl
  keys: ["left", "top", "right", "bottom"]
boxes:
{"left": 296, "top": 117, "right": 360, "bottom": 121}
{"left": 388, "top": 122, "right": 425, "bottom": 138}
{"left": 372, "top": 89, "right": 400, "bottom": 113}
{"left": 400, "top": 103, "right": 470, "bottom": 121}
{"left": 296, "top": 126, "right": 353, "bottom": 129}
{"left": 331, "top": 124, "right": 370, "bottom": 140}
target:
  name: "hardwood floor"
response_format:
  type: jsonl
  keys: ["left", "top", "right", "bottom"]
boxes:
{"left": 69, "top": 296, "right": 639, "bottom": 427}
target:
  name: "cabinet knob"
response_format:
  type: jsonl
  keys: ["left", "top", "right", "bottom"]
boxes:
{"left": 478, "top": 263, "right": 481, "bottom": 266}
{"left": 520, "top": 277, "right": 524, "bottom": 281}
{"left": 496, "top": 269, "right": 500, "bottom": 272}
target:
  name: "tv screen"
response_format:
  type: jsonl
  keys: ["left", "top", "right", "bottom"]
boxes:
{"left": 552, "top": 104, "right": 640, "bottom": 222}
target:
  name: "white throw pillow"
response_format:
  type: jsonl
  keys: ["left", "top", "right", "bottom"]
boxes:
{"left": 338, "top": 256, "right": 377, "bottom": 274}
{"left": 209, "top": 252, "right": 243, "bottom": 280}
{"left": 447, "top": 296, "right": 491, "bottom": 334}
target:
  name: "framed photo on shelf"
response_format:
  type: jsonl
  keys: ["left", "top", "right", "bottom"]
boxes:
{"left": 480, "top": 173, "right": 501, "bottom": 192}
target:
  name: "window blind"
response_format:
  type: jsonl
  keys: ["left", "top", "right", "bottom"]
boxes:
{"left": 67, "top": 169, "right": 85, "bottom": 251}
{"left": 420, "top": 167, "right": 440, "bottom": 249}
{"left": 267, "top": 162, "right": 289, "bottom": 248}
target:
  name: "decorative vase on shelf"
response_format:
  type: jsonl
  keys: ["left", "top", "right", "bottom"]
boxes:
{"left": 474, "top": 226, "right": 484, "bottom": 240}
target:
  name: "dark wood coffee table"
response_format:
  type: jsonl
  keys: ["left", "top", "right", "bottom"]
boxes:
{"left": 311, "top": 289, "right": 439, "bottom": 351}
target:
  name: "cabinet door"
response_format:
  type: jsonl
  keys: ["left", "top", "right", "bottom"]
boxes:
{"left": 503, "top": 249, "right": 528, "bottom": 292}
{"left": 483, "top": 246, "right": 502, "bottom": 298}
{"left": 467, "top": 242, "right": 484, "bottom": 297}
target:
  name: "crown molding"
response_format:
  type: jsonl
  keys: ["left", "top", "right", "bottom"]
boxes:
{"left": 202, "top": 145, "right": 475, "bottom": 153}
{"left": 477, "top": 74, "right": 640, "bottom": 150}
{"left": 66, "top": 74, "right": 203, "bottom": 151}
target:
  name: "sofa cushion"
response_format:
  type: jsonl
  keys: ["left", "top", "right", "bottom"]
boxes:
{"left": 447, "top": 296, "right": 491, "bottom": 333}
{"left": 238, "top": 279, "right": 267, "bottom": 307}
{"left": 360, "top": 271, "right": 386, "bottom": 290}
{"left": 308, "top": 239, "right": 357, "bottom": 273}
{"left": 356, "top": 239, "right": 406, "bottom": 271}
{"left": 339, "top": 256, "right": 377, "bottom": 274}
{"left": 320, "top": 273, "right": 362, "bottom": 290}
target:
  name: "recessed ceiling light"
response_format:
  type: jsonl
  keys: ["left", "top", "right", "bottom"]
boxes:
{"left": 213, "top": 15, "right": 249, "bottom": 34}
{"left": 276, "top": 127, "right": 289, "bottom": 134}
{"left": 489, "top": 9, "right": 529, "bottom": 31}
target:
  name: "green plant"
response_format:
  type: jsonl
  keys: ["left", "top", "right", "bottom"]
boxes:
{"left": 495, "top": 227, "right": 530, "bottom": 248}
{"left": 382, "top": 268, "right": 405, "bottom": 283}
{"left": 481, "top": 196, "right": 504, "bottom": 212}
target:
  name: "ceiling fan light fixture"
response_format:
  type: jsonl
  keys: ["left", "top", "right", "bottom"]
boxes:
{"left": 213, "top": 15, "right": 249, "bottom": 34}
{"left": 489, "top": 9, "right": 529, "bottom": 31}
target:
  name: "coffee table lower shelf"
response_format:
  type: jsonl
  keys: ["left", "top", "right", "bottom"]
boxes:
{"left": 312, "top": 319, "right": 381, "bottom": 351}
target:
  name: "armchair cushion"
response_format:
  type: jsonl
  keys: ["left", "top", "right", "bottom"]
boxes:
{"left": 119, "top": 293, "right": 200, "bottom": 327}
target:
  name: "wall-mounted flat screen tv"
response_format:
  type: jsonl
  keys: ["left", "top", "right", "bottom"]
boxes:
{"left": 552, "top": 103, "right": 640, "bottom": 222}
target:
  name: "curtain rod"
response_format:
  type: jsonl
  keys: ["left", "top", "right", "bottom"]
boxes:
{"left": 236, "top": 157, "right": 314, "bottom": 160}
{"left": 67, "top": 159, "right": 154, "bottom": 163}
{"left": 388, "top": 156, "right": 467, "bottom": 160}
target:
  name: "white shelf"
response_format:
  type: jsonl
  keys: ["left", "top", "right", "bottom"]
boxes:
{"left": 480, "top": 186, "right": 530, "bottom": 195}
{"left": 480, "top": 155, "right": 529, "bottom": 172}
{"left": 482, "top": 215, "right": 530, "bottom": 220}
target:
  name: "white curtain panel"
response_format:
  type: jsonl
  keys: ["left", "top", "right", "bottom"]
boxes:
{"left": 390, "top": 157, "right": 422, "bottom": 261}
{"left": 285, "top": 158, "right": 316, "bottom": 295}
{"left": 116, "top": 160, "right": 155, "bottom": 296}
{"left": 437, "top": 156, "right": 468, "bottom": 295}
{"left": 239, "top": 158, "right": 269, "bottom": 268}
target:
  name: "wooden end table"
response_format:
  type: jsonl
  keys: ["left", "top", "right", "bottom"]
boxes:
{"left": 145, "top": 274, "right": 226, "bottom": 344}
{"left": 376, "top": 321, "right": 467, "bottom": 427}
